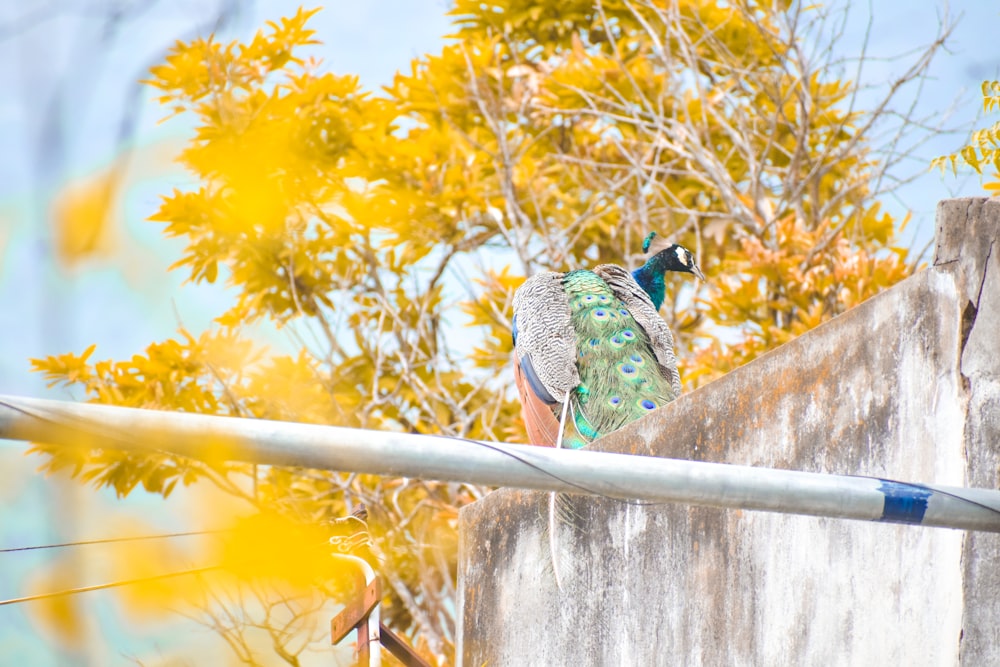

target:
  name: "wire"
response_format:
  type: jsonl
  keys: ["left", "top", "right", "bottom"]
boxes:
{"left": 0, "top": 566, "right": 219, "bottom": 607}
{"left": 0, "top": 529, "right": 227, "bottom": 554}
{"left": 441, "top": 434, "right": 704, "bottom": 508}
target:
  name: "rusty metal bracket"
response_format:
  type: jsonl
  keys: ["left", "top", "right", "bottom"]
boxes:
{"left": 328, "top": 508, "right": 431, "bottom": 667}
{"left": 330, "top": 571, "right": 381, "bottom": 644}
{"left": 330, "top": 553, "right": 382, "bottom": 667}
{"left": 379, "top": 622, "right": 433, "bottom": 667}
{"left": 329, "top": 554, "right": 432, "bottom": 667}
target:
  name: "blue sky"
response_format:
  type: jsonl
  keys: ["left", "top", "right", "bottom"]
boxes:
{"left": 0, "top": 1, "right": 996, "bottom": 663}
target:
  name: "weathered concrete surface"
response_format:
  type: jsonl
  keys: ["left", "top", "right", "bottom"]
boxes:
{"left": 458, "top": 198, "right": 1000, "bottom": 666}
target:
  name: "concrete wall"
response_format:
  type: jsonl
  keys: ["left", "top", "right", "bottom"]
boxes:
{"left": 457, "top": 198, "right": 1000, "bottom": 666}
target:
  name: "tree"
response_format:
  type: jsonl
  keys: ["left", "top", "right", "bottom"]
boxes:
{"left": 933, "top": 79, "right": 1000, "bottom": 194}
{"left": 31, "top": 2, "right": 950, "bottom": 663}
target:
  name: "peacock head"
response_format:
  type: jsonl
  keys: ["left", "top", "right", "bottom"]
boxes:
{"left": 641, "top": 232, "right": 705, "bottom": 281}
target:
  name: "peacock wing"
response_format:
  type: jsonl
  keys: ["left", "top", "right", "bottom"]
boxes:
{"left": 593, "top": 264, "right": 682, "bottom": 397}
{"left": 511, "top": 271, "right": 581, "bottom": 404}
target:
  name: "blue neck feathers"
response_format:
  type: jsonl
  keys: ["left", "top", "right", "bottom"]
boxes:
{"left": 632, "top": 259, "right": 666, "bottom": 310}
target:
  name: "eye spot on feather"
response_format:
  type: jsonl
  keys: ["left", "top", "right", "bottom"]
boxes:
{"left": 609, "top": 335, "right": 625, "bottom": 348}
{"left": 638, "top": 399, "right": 656, "bottom": 411}
{"left": 629, "top": 353, "right": 645, "bottom": 366}
{"left": 598, "top": 295, "right": 610, "bottom": 303}
{"left": 589, "top": 338, "right": 600, "bottom": 347}
{"left": 619, "top": 308, "right": 629, "bottom": 317}
{"left": 608, "top": 396, "right": 622, "bottom": 407}
{"left": 621, "top": 330, "right": 636, "bottom": 340}
{"left": 584, "top": 295, "right": 595, "bottom": 302}
{"left": 617, "top": 363, "right": 637, "bottom": 377}
{"left": 591, "top": 309, "right": 609, "bottom": 321}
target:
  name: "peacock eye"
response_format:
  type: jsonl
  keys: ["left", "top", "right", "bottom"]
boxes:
{"left": 621, "top": 330, "right": 635, "bottom": 340}
{"left": 638, "top": 399, "right": 656, "bottom": 411}
{"left": 617, "top": 363, "right": 636, "bottom": 376}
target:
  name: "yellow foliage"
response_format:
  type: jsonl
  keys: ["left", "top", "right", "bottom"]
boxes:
{"left": 933, "top": 80, "right": 1000, "bottom": 187}
{"left": 106, "top": 536, "right": 206, "bottom": 619}
{"left": 23, "top": 563, "right": 86, "bottom": 650}
{"left": 51, "top": 167, "right": 119, "bottom": 264}
{"left": 216, "top": 512, "right": 340, "bottom": 587}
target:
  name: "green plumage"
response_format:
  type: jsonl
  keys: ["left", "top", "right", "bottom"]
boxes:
{"left": 561, "top": 270, "right": 676, "bottom": 448}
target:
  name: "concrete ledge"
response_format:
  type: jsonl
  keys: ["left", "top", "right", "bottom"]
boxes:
{"left": 458, "top": 198, "right": 1000, "bottom": 665}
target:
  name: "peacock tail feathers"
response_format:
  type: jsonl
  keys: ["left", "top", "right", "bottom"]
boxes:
{"left": 558, "top": 270, "right": 676, "bottom": 448}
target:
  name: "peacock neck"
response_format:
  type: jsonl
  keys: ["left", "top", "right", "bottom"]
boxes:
{"left": 631, "top": 260, "right": 666, "bottom": 311}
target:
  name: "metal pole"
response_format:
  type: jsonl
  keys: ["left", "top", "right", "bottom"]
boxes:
{"left": 334, "top": 555, "right": 381, "bottom": 667}
{"left": 1, "top": 395, "right": 998, "bottom": 532}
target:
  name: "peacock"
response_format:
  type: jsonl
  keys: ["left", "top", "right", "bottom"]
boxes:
{"left": 512, "top": 232, "right": 704, "bottom": 449}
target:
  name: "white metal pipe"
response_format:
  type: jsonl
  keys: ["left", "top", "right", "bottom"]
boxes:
{"left": 1, "top": 395, "right": 998, "bottom": 532}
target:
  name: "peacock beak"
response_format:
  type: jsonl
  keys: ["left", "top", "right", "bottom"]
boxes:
{"left": 691, "top": 264, "right": 706, "bottom": 281}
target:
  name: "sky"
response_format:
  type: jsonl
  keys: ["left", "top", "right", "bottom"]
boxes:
{"left": 0, "top": 0, "right": 996, "bottom": 664}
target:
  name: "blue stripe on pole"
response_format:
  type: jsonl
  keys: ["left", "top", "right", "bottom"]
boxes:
{"left": 878, "top": 480, "right": 932, "bottom": 524}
